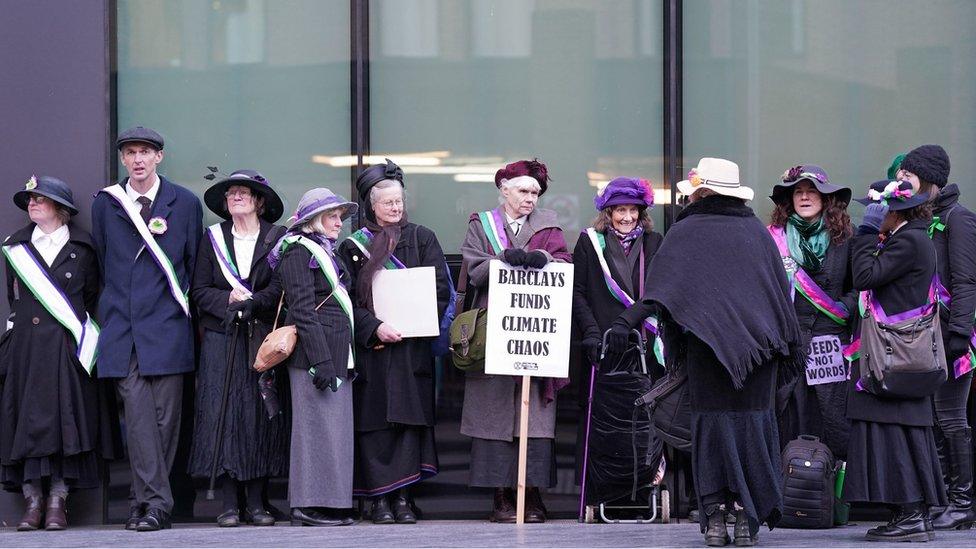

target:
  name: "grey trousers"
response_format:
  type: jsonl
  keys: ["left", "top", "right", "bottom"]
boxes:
{"left": 116, "top": 352, "right": 183, "bottom": 513}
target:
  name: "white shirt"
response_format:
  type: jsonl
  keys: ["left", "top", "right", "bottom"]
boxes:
{"left": 31, "top": 224, "right": 70, "bottom": 266}
{"left": 125, "top": 174, "right": 160, "bottom": 206}
{"left": 231, "top": 225, "right": 259, "bottom": 280}
{"left": 505, "top": 213, "right": 527, "bottom": 237}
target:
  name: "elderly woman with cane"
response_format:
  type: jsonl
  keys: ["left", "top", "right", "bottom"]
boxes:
{"left": 572, "top": 177, "right": 663, "bottom": 513}
{"left": 188, "top": 169, "right": 289, "bottom": 527}
{"left": 269, "top": 188, "right": 359, "bottom": 526}
{"left": 608, "top": 158, "right": 805, "bottom": 547}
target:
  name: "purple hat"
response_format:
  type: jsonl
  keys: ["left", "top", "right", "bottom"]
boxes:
{"left": 594, "top": 177, "right": 654, "bottom": 211}
{"left": 770, "top": 164, "right": 852, "bottom": 205}
{"left": 289, "top": 188, "right": 358, "bottom": 227}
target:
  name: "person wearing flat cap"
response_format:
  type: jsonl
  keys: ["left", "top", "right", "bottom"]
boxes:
{"left": 844, "top": 180, "right": 948, "bottom": 542}
{"left": 268, "top": 188, "right": 359, "bottom": 526}
{"left": 186, "top": 169, "right": 289, "bottom": 527}
{"left": 895, "top": 145, "right": 976, "bottom": 531}
{"left": 90, "top": 125, "right": 203, "bottom": 531}
{"left": 335, "top": 160, "right": 451, "bottom": 524}
{"left": 607, "top": 158, "right": 804, "bottom": 546}
{"left": 571, "top": 176, "right": 664, "bottom": 507}
{"left": 766, "top": 165, "right": 856, "bottom": 461}
{"left": 458, "top": 159, "right": 572, "bottom": 523}
{"left": 1, "top": 176, "right": 119, "bottom": 531}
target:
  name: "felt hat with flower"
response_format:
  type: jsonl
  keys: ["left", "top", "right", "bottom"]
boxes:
{"left": 594, "top": 177, "right": 654, "bottom": 211}
{"left": 854, "top": 180, "right": 930, "bottom": 211}
{"left": 676, "top": 158, "right": 753, "bottom": 201}
{"left": 770, "top": 164, "right": 851, "bottom": 206}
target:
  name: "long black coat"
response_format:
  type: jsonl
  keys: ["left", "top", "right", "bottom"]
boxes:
{"left": 0, "top": 224, "right": 117, "bottom": 484}
{"left": 336, "top": 223, "right": 450, "bottom": 431}
{"left": 931, "top": 184, "right": 976, "bottom": 367}
{"left": 572, "top": 229, "right": 663, "bottom": 367}
{"left": 847, "top": 219, "right": 937, "bottom": 426}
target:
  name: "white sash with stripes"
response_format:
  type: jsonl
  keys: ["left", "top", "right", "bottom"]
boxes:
{"left": 206, "top": 223, "right": 252, "bottom": 296}
{"left": 2, "top": 243, "right": 99, "bottom": 375}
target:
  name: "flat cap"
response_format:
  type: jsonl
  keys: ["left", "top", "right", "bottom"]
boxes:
{"left": 117, "top": 126, "right": 164, "bottom": 150}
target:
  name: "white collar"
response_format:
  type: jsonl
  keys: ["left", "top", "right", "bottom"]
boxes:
{"left": 504, "top": 212, "right": 527, "bottom": 225}
{"left": 31, "top": 224, "right": 70, "bottom": 247}
{"left": 125, "top": 174, "right": 161, "bottom": 204}
{"left": 231, "top": 224, "right": 260, "bottom": 241}
{"left": 889, "top": 220, "right": 909, "bottom": 235}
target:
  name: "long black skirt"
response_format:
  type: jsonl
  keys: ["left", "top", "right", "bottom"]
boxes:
{"left": 469, "top": 437, "right": 556, "bottom": 488}
{"left": 686, "top": 335, "right": 783, "bottom": 537}
{"left": 187, "top": 329, "right": 289, "bottom": 481}
{"left": 353, "top": 425, "right": 438, "bottom": 497}
{"left": 845, "top": 420, "right": 947, "bottom": 506}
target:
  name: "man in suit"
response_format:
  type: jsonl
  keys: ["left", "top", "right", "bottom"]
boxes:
{"left": 91, "top": 126, "right": 203, "bottom": 531}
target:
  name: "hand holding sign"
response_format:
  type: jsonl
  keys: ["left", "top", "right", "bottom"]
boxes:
{"left": 376, "top": 322, "right": 402, "bottom": 344}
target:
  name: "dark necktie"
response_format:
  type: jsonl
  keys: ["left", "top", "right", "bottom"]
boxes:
{"left": 136, "top": 196, "right": 152, "bottom": 223}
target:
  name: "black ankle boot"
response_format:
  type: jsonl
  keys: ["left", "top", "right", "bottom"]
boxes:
{"left": 370, "top": 496, "right": 395, "bottom": 524}
{"left": 865, "top": 502, "right": 929, "bottom": 542}
{"left": 704, "top": 504, "right": 731, "bottom": 547}
{"left": 732, "top": 506, "right": 756, "bottom": 546}
{"left": 932, "top": 428, "right": 976, "bottom": 530}
{"left": 392, "top": 488, "right": 417, "bottom": 524}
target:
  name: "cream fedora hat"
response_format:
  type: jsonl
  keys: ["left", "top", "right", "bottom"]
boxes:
{"left": 676, "top": 157, "right": 754, "bottom": 201}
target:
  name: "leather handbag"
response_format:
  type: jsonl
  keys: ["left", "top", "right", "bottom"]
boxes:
{"left": 448, "top": 260, "right": 486, "bottom": 372}
{"left": 253, "top": 293, "right": 297, "bottom": 373}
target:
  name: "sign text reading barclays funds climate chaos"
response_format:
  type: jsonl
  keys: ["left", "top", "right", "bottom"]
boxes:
{"left": 484, "top": 260, "right": 573, "bottom": 379}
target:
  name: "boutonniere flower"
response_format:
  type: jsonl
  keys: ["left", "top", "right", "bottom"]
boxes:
{"left": 687, "top": 169, "right": 703, "bottom": 187}
{"left": 148, "top": 217, "right": 168, "bottom": 235}
{"left": 25, "top": 175, "right": 37, "bottom": 191}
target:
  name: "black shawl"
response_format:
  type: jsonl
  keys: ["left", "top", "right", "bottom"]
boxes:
{"left": 640, "top": 195, "right": 805, "bottom": 389}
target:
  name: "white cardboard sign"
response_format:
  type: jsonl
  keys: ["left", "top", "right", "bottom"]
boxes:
{"left": 371, "top": 266, "right": 440, "bottom": 338}
{"left": 484, "top": 260, "right": 573, "bottom": 378}
{"left": 805, "top": 334, "right": 847, "bottom": 386}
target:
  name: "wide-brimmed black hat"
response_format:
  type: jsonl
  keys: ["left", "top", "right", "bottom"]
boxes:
{"left": 770, "top": 164, "right": 852, "bottom": 205}
{"left": 204, "top": 169, "right": 285, "bottom": 223}
{"left": 854, "top": 180, "right": 930, "bottom": 211}
{"left": 13, "top": 175, "right": 78, "bottom": 216}
{"left": 117, "top": 126, "right": 165, "bottom": 151}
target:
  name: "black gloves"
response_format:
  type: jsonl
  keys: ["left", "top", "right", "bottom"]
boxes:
{"left": 503, "top": 248, "right": 527, "bottom": 266}
{"left": 582, "top": 337, "right": 601, "bottom": 367}
{"left": 310, "top": 366, "right": 338, "bottom": 392}
{"left": 605, "top": 318, "right": 633, "bottom": 356}
{"left": 228, "top": 299, "right": 254, "bottom": 322}
{"left": 523, "top": 250, "right": 549, "bottom": 269}
{"left": 947, "top": 334, "right": 972, "bottom": 362}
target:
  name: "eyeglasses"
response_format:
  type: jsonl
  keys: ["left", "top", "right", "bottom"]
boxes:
{"left": 377, "top": 199, "right": 403, "bottom": 209}
{"left": 225, "top": 189, "right": 253, "bottom": 198}
{"left": 28, "top": 195, "right": 50, "bottom": 204}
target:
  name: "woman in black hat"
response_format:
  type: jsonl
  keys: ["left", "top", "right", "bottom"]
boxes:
{"left": 897, "top": 145, "right": 976, "bottom": 530}
{"left": 767, "top": 165, "right": 855, "bottom": 459}
{"left": 845, "top": 180, "right": 947, "bottom": 542}
{"left": 336, "top": 160, "right": 451, "bottom": 524}
{"left": 1, "top": 176, "right": 118, "bottom": 531}
{"left": 188, "top": 170, "right": 289, "bottom": 527}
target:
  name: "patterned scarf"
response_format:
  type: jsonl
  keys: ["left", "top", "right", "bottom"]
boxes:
{"left": 610, "top": 225, "right": 644, "bottom": 256}
{"left": 786, "top": 213, "right": 828, "bottom": 272}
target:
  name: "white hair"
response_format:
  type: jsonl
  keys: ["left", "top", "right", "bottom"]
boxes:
{"left": 368, "top": 179, "right": 404, "bottom": 206}
{"left": 498, "top": 176, "right": 541, "bottom": 194}
{"left": 301, "top": 208, "right": 345, "bottom": 235}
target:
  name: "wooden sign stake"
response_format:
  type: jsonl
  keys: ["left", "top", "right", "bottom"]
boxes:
{"left": 516, "top": 374, "right": 531, "bottom": 525}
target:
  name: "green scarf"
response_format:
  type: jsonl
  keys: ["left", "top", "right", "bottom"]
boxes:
{"left": 786, "top": 213, "right": 828, "bottom": 272}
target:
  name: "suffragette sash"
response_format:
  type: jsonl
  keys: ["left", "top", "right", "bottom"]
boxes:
{"left": 2, "top": 243, "right": 99, "bottom": 375}
{"left": 584, "top": 228, "right": 664, "bottom": 364}
{"left": 768, "top": 225, "right": 849, "bottom": 325}
{"left": 345, "top": 228, "right": 407, "bottom": 269}
{"left": 206, "top": 223, "right": 252, "bottom": 295}
{"left": 99, "top": 184, "right": 190, "bottom": 316}
{"left": 478, "top": 209, "right": 510, "bottom": 254}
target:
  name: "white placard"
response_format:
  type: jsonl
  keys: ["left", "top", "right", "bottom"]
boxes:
{"left": 484, "top": 260, "right": 574, "bottom": 378}
{"left": 805, "top": 334, "right": 847, "bottom": 386}
{"left": 371, "top": 266, "right": 439, "bottom": 338}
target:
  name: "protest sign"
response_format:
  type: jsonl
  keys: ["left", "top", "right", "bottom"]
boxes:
{"left": 805, "top": 334, "right": 847, "bottom": 386}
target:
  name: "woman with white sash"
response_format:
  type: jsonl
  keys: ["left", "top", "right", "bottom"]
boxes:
{"left": 187, "top": 169, "right": 288, "bottom": 527}
{"left": 571, "top": 176, "right": 663, "bottom": 508}
{"left": 268, "top": 188, "right": 359, "bottom": 527}
{"left": 1, "top": 176, "right": 117, "bottom": 531}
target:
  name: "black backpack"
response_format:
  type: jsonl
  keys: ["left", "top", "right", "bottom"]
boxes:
{"left": 780, "top": 435, "right": 836, "bottom": 529}
{"left": 635, "top": 362, "right": 691, "bottom": 453}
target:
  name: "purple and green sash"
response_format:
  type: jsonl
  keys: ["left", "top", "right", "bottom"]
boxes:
{"left": 768, "top": 226, "right": 849, "bottom": 325}
{"left": 206, "top": 223, "right": 252, "bottom": 295}
{"left": 931, "top": 276, "right": 976, "bottom": 377}
{"left": 2, "top": 243, "right": 99, "bottom": 375}
{"left": 345, "top": 228, "right": 407, "bottom": 270}
{"left": 478, "top": 209, "right": 510, "bottom": 254}
{"left": 584, "top": 228, "right": 664, "bottom": 364}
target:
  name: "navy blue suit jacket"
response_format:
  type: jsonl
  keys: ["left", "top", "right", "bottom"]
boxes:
{"left": 90, "top": 176, "right": 203, "bottom": 378}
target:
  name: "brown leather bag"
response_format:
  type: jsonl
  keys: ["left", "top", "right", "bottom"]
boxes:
{"left": 253, "top": 293, "right": 296, "bottom": 372}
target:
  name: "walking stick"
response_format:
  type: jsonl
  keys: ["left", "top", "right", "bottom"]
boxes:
{"left": 578, "top": 330, "right": 610, "bottom": 522}
{"left": 207, "top": 313, "right": 240, "bottom": 500}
